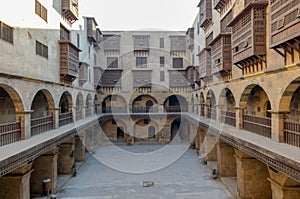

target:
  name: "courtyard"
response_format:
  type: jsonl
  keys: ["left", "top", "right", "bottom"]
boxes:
{"left": 56, "top": 145, "right": 233, "bottom": 199}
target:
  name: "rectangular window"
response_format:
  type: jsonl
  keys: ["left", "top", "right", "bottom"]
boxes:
{"left": 107, "top": 57, "right": 118, "bottom": 68}
{"left": 160, "top": 56, "right": 165, "bottom": 67}
{"left": 35, "top": 0, "right": 47, "bottom": 22}
{"left": 94, "top": 53, "right": 97, "bottom": 65}
{"left": 160, "top": 38, "right": 164, "bottom": 48}
{"left": 173, "top": 58, "right": 183, "bottom": 68}
{"left": 36, "top": 40, "right": 48, "bottom": 58}
{"left": 136, "top": 57, "right": 147, "bottom": 68}
{"left": 0, "top": 22, "right": 13, "bottom": 44}
{"left": 77, "top": 33, "right": 80, "bottom": 48}
{"left": 60, "top": 25, "right": 70, "bottom": 41}
{"left": 160, "top": 71, "right": 165, "bottom": 81}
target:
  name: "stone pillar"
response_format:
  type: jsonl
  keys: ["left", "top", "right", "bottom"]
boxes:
{"left": 57, "top": 138, "right": 75, "bottom": 174}
{"left": 49, "top": 108, "right": 60, "bottom": 129}
{"left": 158, "top": 125, "right": 171, "bottom": 143}
{"left": 0, "top": 163, "right": 33, "bottom": 199}
{"left": 30, "top": 147, "right": 59, "bottom": 194}
{"left": 270, "top": 111, "right": 289, "bottom": 143}
{"left": 203, "top": 133, "right": 217, "bottom": 161}
{"left": 16, "top": 111, "right": 33, "bottom": 140}
{"left": 82, "top": 106, "right": 86, "bottom": 119}
{"left": 217, "top": 141, "right": 236, "bottom": 177}
{"left": 268, "top": 167, "right": 300, "bottom": 199}
{"left": 72, "top": 107, "right": 77, "bottom": 122}
{"left": 234, "top": 149, "right": 271, "bottom": 199}
{"left": 215, "top": 105, "right": 223, "bottom": 123}
{"left": 75, "top": 136, "right": 86, "bottom": 162}
{"left": 205, "top": 104, "right": 209, "bottom": 118}
{"left": 235, "top": 107, "right": 245, "bottom": 130}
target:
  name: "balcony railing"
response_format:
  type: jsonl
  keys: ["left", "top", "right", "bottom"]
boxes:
{"left": 284, "top": 120, "right": 300, "bottom": 148}
{"left": 200, "top": 105, "right": 205, "bottom": 116}
{"left": 243, "top": 114, "right": 271, "bottom": 138}
{"left": 222, "top": 110, "right": 236, "bottom": 127}
{"left": 270, "top": 0, "right": 300, "bottom": 48}
{"left": 76, "top": 110, "right": 82, "bottom": 120}
{"left": 0, "top": 121, "right": 21, "bottom": 146}
{"left": 164, "top": 106, "right": 188, "bottom": 113}
{"left": 102, "top": 107, "right": 127, "bottom": 113}
{"left": 132, "top": 106, "right": 159, "bottom": 113}
{"left": 31, "top": 115, "right": 54, "bottom": 137}
{"left": 85, "top": 109, "right": 92, "bottom": 117}
{"left": 59, "top": 112, "right": 73, "bottom": 127}
{"left": 59, "top": 41, "right": 80, "bottom": 83}
{"left": 208, "top": 108, "right": 217, "bottom": 120}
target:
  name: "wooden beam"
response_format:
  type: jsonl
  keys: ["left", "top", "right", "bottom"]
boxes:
{"left": 279, "top": 44, "right": 292, "bottom": 55}
{"left": 272, "top": 47, "right": 285, "bottom": 57}
{"left": 287, "top": 41, "right": 300, "bottom": 53}
{"left": 257, "top": 55, "right": 266, "bottom": 63}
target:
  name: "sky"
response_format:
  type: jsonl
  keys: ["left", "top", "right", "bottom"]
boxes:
{"left": 80, "top": 0, "right": 199, "bottom": 31}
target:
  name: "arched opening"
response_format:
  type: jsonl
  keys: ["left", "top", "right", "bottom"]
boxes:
{"left": 31, "top": 90, "right": 55, "bottom": 136}
{"left": 200, "top": 92, "right": 205, "bottom": 116}
{"left": 0, "top": 85, "right": 24, "bottom": 146}
{"left": 117, "top": 127, "right": 125, "bottom": 141}
{"left": 148, "top": 126, "right": 156, "bottom": 139}
{"left": 101, "top": 119, "right": 127, "bottom": 142}
{"left": 132, "top": 95, "right": 158, "bottom": 113}
{"left": 219, "top": 88, "right": 236, "bottom": 126}
{"left": 59, "top": 92, "right": 73, "bottom": 127}
{"left": 102, "top": 94, "right": 127, "bottom": 113}
{"left": 206, "top": 90, "right": 216, "bottom": 120}
{"left": 76, "top": 93, "right": 84, "bottom": 120}
{"left": 240, "top": 85, "right": 271, "bottom": 138}
{"left": 86, "top": 94, "right": 92, "bottom": 117}
{"left": 280, "top": 80, "right": 300, "bottom": 147}
{"left": 164, "top": 95, "right": 188, "bottom": 112}
{"left": 171, "top": 118, "right": 181, "bottom": 142}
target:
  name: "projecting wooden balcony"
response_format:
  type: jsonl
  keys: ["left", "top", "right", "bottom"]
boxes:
{"left": 214, "top": 0, "right": 227, "bottom": 12}
{"left": 243, "top": 114, "right": 271, "bottom": 138}
{"left": 270, "top": 0, "right": 300, "bottom": 50}
{"left": 198, "top": 49, "right": 212, "bottom": 79}
{"left": 59, "top": 41, "right": 80, "bottom": 83}
{"left": 62, "top": 0, "right": 79, "bottom": 23}
{"left": 0, "top": 121, "right": 21, "bottom": 146}
{"left": 210, "top": 34, "right": 232, "bottom": 76}
{"left": 229, "top": 2, "right": 267, "bottom": 68}
{"left": 198, "top": 0, "right": 212, "bottom": 29}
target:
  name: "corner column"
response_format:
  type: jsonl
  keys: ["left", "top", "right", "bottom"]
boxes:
{"left": 269, "top": 111, "right": 289, "bottom": 143}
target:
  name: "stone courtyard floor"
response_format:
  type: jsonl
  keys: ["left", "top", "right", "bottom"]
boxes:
{"left": 56, "top": 145, "right": 233, "bottom": 199}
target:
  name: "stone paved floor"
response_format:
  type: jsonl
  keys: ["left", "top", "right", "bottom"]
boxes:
{"left": 56, "top": 145, "right": 233, "bottom": 199}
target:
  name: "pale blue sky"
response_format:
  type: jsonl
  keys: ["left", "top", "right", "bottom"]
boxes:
{"left": 81, "top": 0, "right": 199, "bottom": 31}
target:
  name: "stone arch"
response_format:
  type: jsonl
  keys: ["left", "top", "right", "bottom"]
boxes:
{"left": 170, "top": 118, "right": 182, "bottom": 142}
{"left": 102, "top": 94, "right": 127, "bottom": 113}
{"left": 76, "top": 93, "right": 84, "bottom": 120}
{"left": 132, "top": 94, "right": 158, "bottom": 113}
{"left": 163, "top": 94, "right": 188, "bottom": 112}
{"left": 85, "top": 94, "right": 92, "bottom": 116}
{"left": 134, "top": 119, "right": 159, "bottom": 141}
{"left": 199, "top": 92, "right": 205, "bottom": 116}
{"left": 219, "top": 88, "right": 236, "bottom": 111}
{"left": 59, "top": 91, "right": 73, "bottom": 113}
{"left": 30, "top": 89, "right": 55, "bottom": 119}
{"left": 279, "top": 77, "right": 300, "bottom": 121}
{"left": 0, "top": 84, "right": 24, "bottom": 123}
{"left": 240, "top": 84, "right": 271, "bottom": 117}
{"left": 206, "top": 90, "right": 216, "bottom": 107}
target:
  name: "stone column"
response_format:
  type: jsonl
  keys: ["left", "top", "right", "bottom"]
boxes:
{"left": 205, "top": 104, "right": 209, "bottom": 118}
{"left": 269, "top": 111, "right": 289, "bottom": 143}
{"left": 30, "top": 147, "right": 59, "bottom": 194}
{"left": 217, "top": 141, "right": 236, "bottom": 177}
{"left": 72, "top": 107, "right": 77, "bottom": 122}
{"left": 49, "top": 108, "right": 60, "bottom": 129}
{"left": 82, "top": 106, "right": 86, "bottom": 119}
{"left": 203, "top": 133, "right": 218, "bottom": 161}
{"left": 268, "top": 167, "right": 300, "bottom": 199}
{"left": 57, "top": 138, "right": 75, "bottom": 175}
{"left": 75, "top": 135, "right": 86, "bottom": 162}
{"left": 234, "top": 149, "right": 271, "bottom": 199}
{"left": 215, "top": 104, "right": 224, "bottom": 123}
{"left": 235, "top": 107, "right": 245, "bottom": 130}
{"left": 0, "top": 163, "right": 33, "bottom": 199}
{"left": 16, "top": 110, "right": 33, "bottom": 140}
